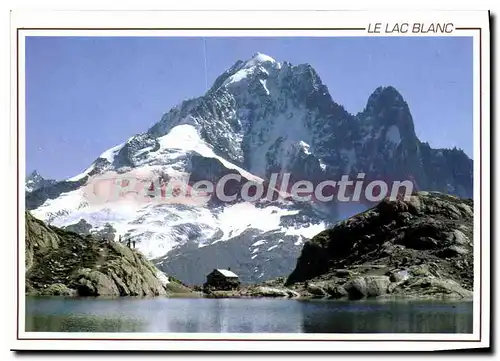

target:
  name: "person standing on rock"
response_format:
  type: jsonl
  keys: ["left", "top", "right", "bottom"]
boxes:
{"left": 132, "top": 240, "right": 136, "bottom": 249}
{"left": 127, "top": 239, "right": 131, "bottom": 248}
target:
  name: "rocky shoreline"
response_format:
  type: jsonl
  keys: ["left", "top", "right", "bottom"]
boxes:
{"left": 204, "top": 192, "right": 474, "bottom": 301}
{"left": 202, "top": 265, "right": 473, "bottom": 301}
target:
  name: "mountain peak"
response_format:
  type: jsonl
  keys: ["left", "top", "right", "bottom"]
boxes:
{"left": 366, "top": 86, "right": 406, "bottom": 109}
{"left": 361, "top": 85, "right": 417, "bottom": 142}
{"left": 243, "top": 53, "right": 277, "bottom": 68}
{"left": 26, "top": 169, "right": 42, "bottom": 181}
{"left": 25, "top": 170, "right": 57, "bottom": 193}
{"left": 207, "top": 53, "right": 278, "bottom": 93}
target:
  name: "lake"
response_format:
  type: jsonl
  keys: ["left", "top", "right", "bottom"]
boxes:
{"left": 25, "top": 297, "right": 473, "bottom": 333}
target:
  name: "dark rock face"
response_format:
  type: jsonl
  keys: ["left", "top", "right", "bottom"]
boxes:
{"left": 156, "top": 229, "right": 306, "bottom": 285}
{"left": 62, "top": 219, "right": 93, "bottom": 235}
{"left": 112, "top": 133, "right": 160, "bottom": 169}
{"left": 25, "top": 158, "right": 113, "bottom": 211}
{"left": 27, "top": 55, "right": 473, "bottom": 206}
{"left": 25, "top": 178, "right": 87, "bottom": 211}
{"left": 155, "top": 201, "right": 331, "bottom": 285}
{"left": 25, "top": 212, "right": 175, "bottom": 297}
{"left": 146, "top": 56, "right": 472, "bottom": 200}
{"left": 285, "top": 192, "right": 473, "bottom": 299}
{"left": 25, "top": 170, "right": 57, "bottom": 193}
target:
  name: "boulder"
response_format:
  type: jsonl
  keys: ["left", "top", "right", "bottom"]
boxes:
{"left": 389, "top": 269, "right": 410, "bottom": 283}
{"left": 344, "top": 276, "right": 391, "bottom": 299}
{"left": 333, "top": 269, "right": 352, "bottom": 278}
{"left": 40, "top": 283, "right": 76, "bottom": 296}
{"left": 400, "top": 277, "right": 473, "bottom": 299}
{"left": 306, "top": 283, "right": 328, "bottom": 297}
{"left": 74, "top": 268, "right": 120, "bottom": 296}
{"left": 252, "top": 286, "right": 291, "bottom": 298}
{"left": 437, "top": 245, "right": 469, "bottom": 258}
{"left": 325, "top": 284, "right": 348, "bottom": 299}
{"left": 365, "top": 276, "right": 391, "bottom": 297}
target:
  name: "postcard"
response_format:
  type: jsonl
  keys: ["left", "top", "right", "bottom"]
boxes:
{"left": 10, "top": 9, "right": 491, "bottom": 352}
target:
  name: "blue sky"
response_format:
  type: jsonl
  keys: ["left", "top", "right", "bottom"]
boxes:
{"left": 26, "top": 36, "right": 473, "bottom": 180}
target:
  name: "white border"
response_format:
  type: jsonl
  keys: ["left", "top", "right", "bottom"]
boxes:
{"left": 10, "top": 9, "right": 490, "bottom": 351}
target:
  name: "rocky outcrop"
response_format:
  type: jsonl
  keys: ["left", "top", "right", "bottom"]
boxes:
{"left": 284, "top": 192, "right": 473, "bottom": 300}
{"left": 25, "top": 212, "right": 192, "bottom": 297}
{"left": 250, "top": 286, "right": 300, "bottom": 298}
{"left": 343, "top": 276, "right": 391, "bottom": 299}
{"left": 62, "top": 219, "right": 93, "bottom": 235}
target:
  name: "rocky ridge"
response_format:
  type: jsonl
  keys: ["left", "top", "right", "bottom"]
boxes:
{"left": 206, "top": 192, "right": 474, "bottom": 300}
{"left": 25, "top": 212, "right": 193, "bottom": 297}
{"left": 25, "top": 170, "right": 57, "bottom": 193}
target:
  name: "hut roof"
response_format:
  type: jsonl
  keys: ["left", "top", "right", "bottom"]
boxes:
{"left": 214, "top": 269, "right": 238, "bottom": 278}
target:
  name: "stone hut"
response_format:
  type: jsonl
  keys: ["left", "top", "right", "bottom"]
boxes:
{"left": 204, "top": 268, "right": 240, "bottom": 291}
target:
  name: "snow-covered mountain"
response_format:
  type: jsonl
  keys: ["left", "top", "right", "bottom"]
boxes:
{"left": 26, "top": 53, "right": 473, "bottom": 284}
{"left": 25, "top": 170, "right": 56, "bottom": 193}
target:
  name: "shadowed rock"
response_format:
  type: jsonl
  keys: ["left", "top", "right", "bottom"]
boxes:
{"left": 285, "top": 192, "right": 473, "bottom": 300}
{"left": 25, "top": 212, "right": 191, "bottom": 297}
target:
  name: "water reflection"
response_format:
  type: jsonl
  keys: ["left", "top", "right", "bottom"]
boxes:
{"left": 300, "top": 300, "right": 473, "bottom": 333}
{"left": 160, "top": 298, "right": 303, "bottom": 333}
{"left": 25, "top": 296, "right": 473, "bottom": 333}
